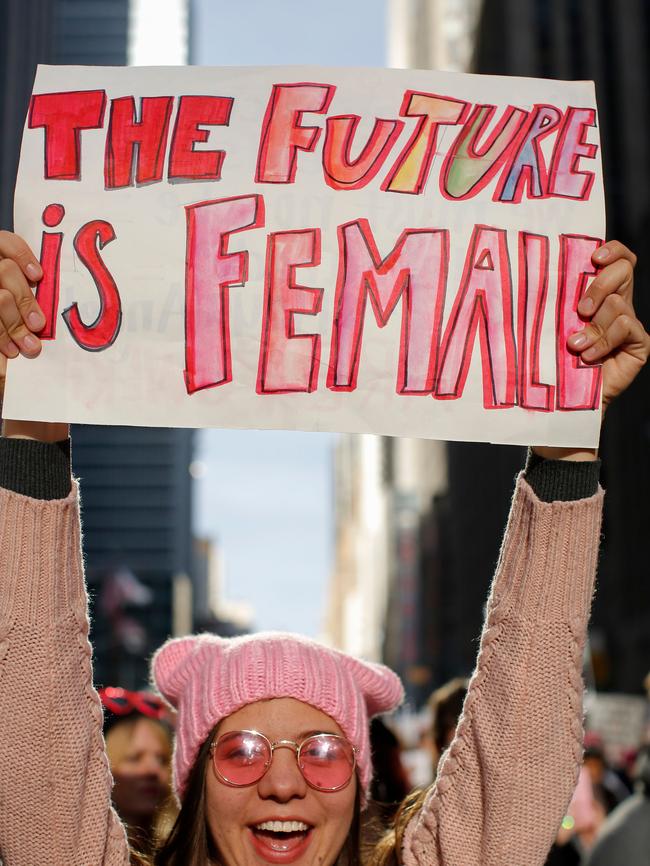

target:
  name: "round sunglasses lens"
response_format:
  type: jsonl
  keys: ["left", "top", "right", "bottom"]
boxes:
{"left": 299, "top": 736, "right": 355, "bottom": 790}
{"left": 214, "top": 731, "right": 270, "bottom": 786}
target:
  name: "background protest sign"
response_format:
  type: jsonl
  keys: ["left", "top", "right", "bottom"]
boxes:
{"left": 5, "top": 64, "right": 605, "bottom": 445}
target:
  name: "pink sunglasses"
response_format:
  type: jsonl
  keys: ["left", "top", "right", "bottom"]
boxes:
{"left": 210, "top": 729, "right": 357, "bottom": 792}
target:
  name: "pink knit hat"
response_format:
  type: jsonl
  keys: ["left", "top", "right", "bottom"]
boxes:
{"left": 151, "top": 631, "right": 404, "bottom": 803}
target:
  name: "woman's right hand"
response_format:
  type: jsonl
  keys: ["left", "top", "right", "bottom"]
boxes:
{"left": 0, "top": 230, "right": 45, "bottom": 362}
{"left": 0, "top": 231, "right": 69, "bottom": 441}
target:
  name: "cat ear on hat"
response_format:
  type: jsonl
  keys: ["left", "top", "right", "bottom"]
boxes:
{"left": 340, "top": 654, "right": 404, "bottom": 717}
{"left": 151, "top": 634, "right": 217, "bottom": 706}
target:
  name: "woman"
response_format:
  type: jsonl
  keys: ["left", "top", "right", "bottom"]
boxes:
{"left": 100, "top": 688, "right": 176, "bottom": 858}
{"left": 0, "top": 231, "right": 647, "bottom": 866}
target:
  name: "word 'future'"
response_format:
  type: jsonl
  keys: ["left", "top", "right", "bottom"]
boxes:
{"left": 29, "top": 84, "right": 597, "bottom": 203}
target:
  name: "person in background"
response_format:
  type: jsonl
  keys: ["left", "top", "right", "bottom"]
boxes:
{"left": 547, "top": 759, "right": 619, "bottom": 865}
{"left": 585, "top": 745, "right": 650, "bottom": 866}
{"left": 100, "top": 687, "right": 177, "bottom": 861}
{"left": 582, "top": 733, "right": 630, "bottom": 809}
{"left": 545, "top": 765, "right": 597, "bottom": 865}
{"left": 427, "top": 677, "right": 469, "bottom": 777}
{"left": 369, "top": 717, "right": 411, "bottom": 817}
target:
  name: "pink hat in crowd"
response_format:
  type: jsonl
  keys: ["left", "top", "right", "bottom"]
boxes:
{"left": 151, "top": 631, "right": 404, "bottom": 802}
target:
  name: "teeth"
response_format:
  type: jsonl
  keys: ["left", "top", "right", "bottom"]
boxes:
{"left": 255, "top": 820, "right": 309, "bottom": 833}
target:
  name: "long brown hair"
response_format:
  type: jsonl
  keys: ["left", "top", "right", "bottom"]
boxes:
{"left": 364, "top": 788, "right": 429, "bottom": 866}
{"left": 153, "top": 733, "right": 218, "bottom": 865}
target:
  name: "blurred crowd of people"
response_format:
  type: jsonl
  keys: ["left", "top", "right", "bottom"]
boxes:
{"left": 375, "top": 672, "right": 650, "bottom": 865}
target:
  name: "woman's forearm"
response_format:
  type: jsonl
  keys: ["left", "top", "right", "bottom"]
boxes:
{"left": 0, "top": 441, "right": 129, "bottom": 865}
{"left": 402, "top": 467, "right": 603, "bottom": 866}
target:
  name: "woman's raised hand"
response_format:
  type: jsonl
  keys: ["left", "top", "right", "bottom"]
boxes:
{"left": 0, "top": 231, "right": 45, "bottom": 365}
{"left": 533, "top": 239, "right": 648, "bottom": 461}
{"left": 0, "top": 231, "right": 68, "bottom": 441}
{"left": 568, "top": 241, "right": 649, "bottom": 409}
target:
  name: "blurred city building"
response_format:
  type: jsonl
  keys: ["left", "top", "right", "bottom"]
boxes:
{"left": 326, "top": 436, "right": 450, "bottom": 706}
{"left": 73, "top": 425, "right": 195, "bottom": 687}
{"left": 388, "top": 0, "right": 482, "bottom": 71}
{"left": 474, "top": 0, "right": 650, "bottom": 694}
{"left": 52, "top": 0, "right": 130, "bottom": 64}
{"left": 326, "top": 435, "right": 394, "bottom": 661}
{"left": 192, "top": 536, "right": 253, "bottom": 637}
{"left": 326, "top": 431, "right": 523, "bottom": 706}
{"left": 0, "top": 0, "right": 53, "bottom": 230}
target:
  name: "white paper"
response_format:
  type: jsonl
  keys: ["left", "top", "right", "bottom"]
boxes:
{"left": 6, "top": 64, "right": 606, "bottom": 445}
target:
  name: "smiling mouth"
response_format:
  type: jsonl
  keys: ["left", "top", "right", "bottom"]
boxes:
{"left": 249, "top": 821, "right": 313, "bottom": 859}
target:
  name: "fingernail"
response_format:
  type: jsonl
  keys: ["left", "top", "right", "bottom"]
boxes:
{"left": 583, "top": 346, "right": 597, "bottom": 360}
{"left": 4, "top": 341, "right": 19, "bottom": 359}
{"left": 26, "top": 263, "right": 42, "bottom": 280}
{"left": 593, "top": 247, "right": 609, "bottom": 262}
{"left": 579, "top": 297, "right": 595, "bottom": 315}
{"left": 22, "top": 334, "right": 39, "bottom": 352}
{"left": 28, "top": 311, "right": 45, "bottom": 329}
{"left": 571, "top": 332, "right": 587, "bottom": 348}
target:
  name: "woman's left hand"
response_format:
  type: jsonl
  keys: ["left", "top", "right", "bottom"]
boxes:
{"left": 533, "top": 240, "right": 648, "bottom": 461}
{"left": 567, "top": 240, "right": 649, "bottom": 410}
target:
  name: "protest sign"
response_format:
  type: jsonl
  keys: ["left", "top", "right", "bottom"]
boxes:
{"left": 5, "top": 64, "right": 605, "bottom": 444}
{"left": 584, "top": 692, "right": 648, "bottom": 765}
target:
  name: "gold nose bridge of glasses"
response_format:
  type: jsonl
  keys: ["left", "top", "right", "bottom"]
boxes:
{"left": 209, "top": 732, "right": 357, "bottom": 760}
{"left": 269, "top": 738, "right": 302, "bottom": 755}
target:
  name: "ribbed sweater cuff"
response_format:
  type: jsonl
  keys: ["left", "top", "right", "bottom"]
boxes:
{"left": 0, "top": 481, "right": 83, "bottom": 626}
{"left": 494, "top": 476, "right": 603, "bottom": 622}
{"left": 0, "top": 437, "right": 72, "bottom": 500}
{"left": 523, "top": 448, "right": 601, "bottom": 502}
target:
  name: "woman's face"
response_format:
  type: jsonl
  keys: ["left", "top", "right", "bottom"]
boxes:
{"left": 108, "top": 717, "right": 172, "bottom": 822}
{"left": 205, "top": 698, "right": 357, "bottom": 866}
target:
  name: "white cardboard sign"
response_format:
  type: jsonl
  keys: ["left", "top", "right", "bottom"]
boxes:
{"left": 6, "top": 65, "right": 605, "bottom": 445}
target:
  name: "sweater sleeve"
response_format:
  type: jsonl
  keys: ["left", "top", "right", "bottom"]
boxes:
{"left": 402, "top": 473, "right": 603, "bottom": 866}
{"left": 0, "top": 483, "right": 131, "bottom": 866}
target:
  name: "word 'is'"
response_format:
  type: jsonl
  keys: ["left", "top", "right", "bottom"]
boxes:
{"left": 37, "top": 196, "right": 600, "bottom": 412}
{"left": 30, "top": 86, "right": 597, "bottom": 203}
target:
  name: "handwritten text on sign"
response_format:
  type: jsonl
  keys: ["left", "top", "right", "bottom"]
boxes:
{"left": 7, "top": 65, "right": 605, "bottom": 445}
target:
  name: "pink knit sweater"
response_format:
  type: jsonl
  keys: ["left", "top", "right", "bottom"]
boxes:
{"left": 0, "top": 475, "right": 603, "bottom": 866}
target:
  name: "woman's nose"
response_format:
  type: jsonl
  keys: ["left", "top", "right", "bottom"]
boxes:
{"left": 256, "top": 746, "right": 308, "bottom": 802}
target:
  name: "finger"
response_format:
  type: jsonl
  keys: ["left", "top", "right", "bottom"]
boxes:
{"left": 0, "top": 289, "right": 41, "bottom": 357}
{"left": 0, "top": 271, "right": 43, "bottom": 358}
{"left": 580, "top": 314, "right": 649, "bottom": 364}
{"left": 578, "top": 258, "right": 634, "bottom": 317}
{"left": 0, "top": 230, "right": 42, "bottom": 283}
{"left": 0, "top": 257, "right": 46, "bottom": 334}
{"left": 569, "top": 293, "right": 633, "bottom": 353}
{"left": 0, "top": 336, "right": 20, "bottom": 359}
{"left": 591, "top": 240, "right": 637, "bottom": 269}
{"left": 0, "top": 284, "right": 22, "bottom": 358}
